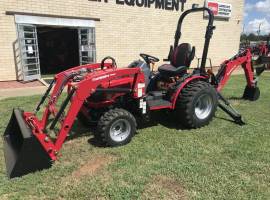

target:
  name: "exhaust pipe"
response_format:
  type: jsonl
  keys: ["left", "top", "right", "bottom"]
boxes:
{"left": 3, "top": 109, "right": 52, "bottom": 178}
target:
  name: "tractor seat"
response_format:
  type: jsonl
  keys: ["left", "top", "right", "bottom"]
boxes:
{"left": 158, "top": 64, "right": 187, "bottom": 77}
{"left": 158, "top": 43, "right": 195, "bottom": 77}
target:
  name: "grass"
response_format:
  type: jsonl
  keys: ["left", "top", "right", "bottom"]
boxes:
{"left": 0, "top": 73, "right": 270, "bottom": 199}
{"left": 41, "top": 74, "right": 55, "bottom": 79}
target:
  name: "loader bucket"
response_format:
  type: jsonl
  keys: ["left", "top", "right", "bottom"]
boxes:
{"left": 3, "top": 109, "right": 52, "bottom": 178}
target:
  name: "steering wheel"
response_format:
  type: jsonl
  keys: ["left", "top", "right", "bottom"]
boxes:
{"left": 140, "top": 53, "right": 160, "bottom": 64}
{"left": 101, "top": 56, "right": 117, "bottom": 69}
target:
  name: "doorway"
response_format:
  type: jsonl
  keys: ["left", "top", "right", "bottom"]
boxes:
{"left": 17, "top": 21, "right": 96, "bottom": 81}
{"left": 37, "top": 26, "right": 79, "bottom": 75}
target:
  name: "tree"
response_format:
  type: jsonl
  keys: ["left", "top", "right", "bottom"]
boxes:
{"left": 240, "top": 33, "right": 248, "bottom": 42}
{"left": 241, "top": 33, "right": 270, "bottom": 43}
{"left": 247, "top": 33, "right": 257, "bottom": 41}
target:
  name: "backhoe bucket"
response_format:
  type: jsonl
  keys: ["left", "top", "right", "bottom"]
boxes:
{"left": 3, "top": 109, "right": 52, "bottom": 178}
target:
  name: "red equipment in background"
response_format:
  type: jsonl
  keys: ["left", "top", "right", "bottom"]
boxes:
{"left": 251, "top": 40, "right": 269, "bottom": 57}
{"left": 255, "top": 41, "right": 270, "bottom": 70}
{"left": 257, "top": 43, "right": 268, "bottom": 56}
{"left": 242, "top": 37, "right": 270, "bottom": 70}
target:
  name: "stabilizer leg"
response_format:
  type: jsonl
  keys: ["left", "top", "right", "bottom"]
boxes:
{"left": 217, "top": 93, "right": 245, "bottom": 125}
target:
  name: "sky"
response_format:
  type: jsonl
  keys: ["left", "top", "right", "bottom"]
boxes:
{"left": 244, "top": 0, "right": 270, "bottom": 35}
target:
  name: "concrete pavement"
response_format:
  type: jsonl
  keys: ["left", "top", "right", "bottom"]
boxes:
{"left": 0, "top": 86, "right": 47, "bottom": 100}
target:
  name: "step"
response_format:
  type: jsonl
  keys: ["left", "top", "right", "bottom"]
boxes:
{"left": 147, "top": 99, "right": 172, "bottom": 110}
{"left": 147, "top": 91, "right": 166, "bottom": 101}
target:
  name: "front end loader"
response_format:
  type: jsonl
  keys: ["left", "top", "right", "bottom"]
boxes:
{"left": 3, "top": 63, "right": 146, "bottom": 178}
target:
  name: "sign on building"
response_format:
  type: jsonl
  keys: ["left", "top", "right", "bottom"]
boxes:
{"left": 205, "top": 0, "right": 232, "bottom": 19}
{"left": 89, "top": 0, "right": 187, "bottom": 11}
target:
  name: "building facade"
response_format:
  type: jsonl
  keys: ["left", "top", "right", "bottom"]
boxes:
{"left": 0, "top": 0, "right": 244, "bottom": 81}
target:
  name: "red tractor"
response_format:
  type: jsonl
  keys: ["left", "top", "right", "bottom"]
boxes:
{"left": 241, "top": 37, "right": 270, "bottom": 70}
{"left": 3, "top": 7, "right": 264, "bottom": 178}
{"left": 255, "top": 40, "right": 270, "bottom": 70}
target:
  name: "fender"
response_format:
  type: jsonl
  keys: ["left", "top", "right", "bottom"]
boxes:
{"left": 171, "top": 75, "right": 207, "bottom": 109}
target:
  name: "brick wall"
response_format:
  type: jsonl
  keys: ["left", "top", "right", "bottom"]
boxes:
{"left": 0, "top": 0, "right": 244, "bottom": 81}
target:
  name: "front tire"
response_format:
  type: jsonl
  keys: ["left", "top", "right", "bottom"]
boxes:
{"left": 96, "top": 108, "right": 137, "bottom": 147}
{"left": 176, "top": 81, "right": 218, "bottom": 128}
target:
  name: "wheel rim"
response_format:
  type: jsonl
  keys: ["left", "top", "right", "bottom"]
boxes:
{"left": 194, "top": 94, "right": 213, "bottom": 120}
{"left": 110, "top": 119, "right": 131, "bottom": 142}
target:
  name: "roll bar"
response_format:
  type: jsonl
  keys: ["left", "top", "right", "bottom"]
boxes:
{"left": 173, "top": 7, "right": 215, "bottom": 73}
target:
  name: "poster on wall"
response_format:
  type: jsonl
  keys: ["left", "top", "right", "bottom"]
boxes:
{"left": 205, "top": 0, "right": 232, "bottom": 19}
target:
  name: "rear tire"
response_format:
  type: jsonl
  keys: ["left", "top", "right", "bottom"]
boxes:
{"left": 176, "top": 81, "right": 218, "bottom": 128}
{"left": 96, "top": 108, "right": 137, "bottom": 147}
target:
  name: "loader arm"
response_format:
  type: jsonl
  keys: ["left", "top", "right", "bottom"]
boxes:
{"left": 39, "top": 63, "right": 114, "bottom": 128}
{"left": 25, "top": 67, "right": 145, "bottom": 160}
{"left": 6, "top": 64, "right": 145, "bottom": 163}
{"left": 40, "top": 62, "right": 128, "bottom": 128}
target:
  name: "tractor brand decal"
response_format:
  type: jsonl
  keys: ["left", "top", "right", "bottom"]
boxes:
{"left": 205, "top": 1, "right": 232, "bottom": 19}
{"left": 89, "top": 0, "right": 187, "bottom": 11}
{"left": 92, "top": 74, "right": 110, "bottom": 81}
{"left": 92, "top": 73, "right": 116, "bottom": 81}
